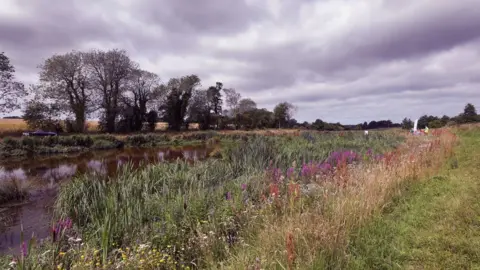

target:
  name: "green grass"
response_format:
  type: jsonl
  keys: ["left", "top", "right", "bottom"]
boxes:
{"left": 346, "top": 127, "right": 480, "bottom": 270}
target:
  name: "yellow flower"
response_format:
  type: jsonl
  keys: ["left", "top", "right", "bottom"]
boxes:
{"left": 59, "top": 252, "right": 66, "bottom": 257}
{"left": 80, "top": 255, "right": 85, "bottom": 260}
{"left": 96, "top": 262, "right": 100, "bottom": 266}
{"left": 160, "top": 259, "right": 165, "bottom": 263}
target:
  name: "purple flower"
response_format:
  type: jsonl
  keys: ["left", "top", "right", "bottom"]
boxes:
{"left": 286, "top": 167, "right": 295, "bottom": 178}
{"left": 225, "top": 191, "right": 232, "bottom": 200}
{"left": 54, "top": 218, "right": 73, "bottom": 235}
{"left": 21, "top": 241, "right": 27, "bottom": 257}
{"left": 241, "top": 184, "right": 247, "bottom": 190}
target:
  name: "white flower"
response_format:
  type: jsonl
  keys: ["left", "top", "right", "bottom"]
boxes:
{"left": 138, "top": 244, "right": 150, "bottom": 250}
{"left": 9, "top": 260, "right": 17, "bottom": 267}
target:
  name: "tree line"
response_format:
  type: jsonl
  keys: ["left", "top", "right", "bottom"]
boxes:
{"left": 1, "top": 50, "right": 297, "bottom": 133}
{"left": 401, "top": 103, "right": 479, "bottom": 130}
{"left": 1, "top": 50, "right": 478, "bottom": 133}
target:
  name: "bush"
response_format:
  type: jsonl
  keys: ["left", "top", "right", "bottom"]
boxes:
{"left": 92, "top": 139, "right": 120, "bottom": 150}
{"left": 125, "top": 134, "right": 170, "bottom": 147}
{"left": 3, "top": 137, "right": 19, "bottom": 150}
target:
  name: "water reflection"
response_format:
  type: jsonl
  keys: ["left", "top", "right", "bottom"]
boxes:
{"left": 0, "top": 145, "right": 212, "bottom": 254}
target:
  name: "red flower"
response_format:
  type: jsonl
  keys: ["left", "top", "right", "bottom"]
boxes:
{"left": 269, "top": 183, "right": 280, "bottom": 198}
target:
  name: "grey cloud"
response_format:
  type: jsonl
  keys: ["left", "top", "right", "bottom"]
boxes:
{"left": 1, "top": 0, "right": 480, "bottom": 122}
{"left": 1, "top": 0, "right": 264, "bottom": 81}
{"left": 137, "top": 0, "right": 267, "bottom": 36}
{"left": 343, "top": 1, "right": 480, "bottom": 63}
{"left": 214, "top": 0, "right": 480, "bottom": 92}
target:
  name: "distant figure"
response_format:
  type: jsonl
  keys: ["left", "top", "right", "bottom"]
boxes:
{"left": 364, "top": 130, "right": 369, "bottom": 136}
{"left": 425, "top": 126, "right": 429, "bottom": 135}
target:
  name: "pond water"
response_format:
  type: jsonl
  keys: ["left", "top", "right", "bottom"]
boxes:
{"left": 0, "top": 145, "right": 213, "bottom": 254}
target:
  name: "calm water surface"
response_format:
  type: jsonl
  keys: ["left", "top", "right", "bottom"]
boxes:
{"left": 0, "top": 145, "right": 213, "bottom": 254}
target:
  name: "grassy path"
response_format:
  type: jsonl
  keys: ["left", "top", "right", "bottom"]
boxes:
{"left": 346, "top": 128, "right": 480, "bottom": 270}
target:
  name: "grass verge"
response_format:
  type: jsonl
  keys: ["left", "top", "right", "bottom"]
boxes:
{"left": 346, "top": 126, "right": 480, "bottom": 270}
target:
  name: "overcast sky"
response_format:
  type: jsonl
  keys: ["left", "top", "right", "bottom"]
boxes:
{"left": 1, "top": 0, "right": 480, "bottom": 124}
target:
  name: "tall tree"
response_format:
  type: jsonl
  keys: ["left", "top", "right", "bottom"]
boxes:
{"left": 401, "top": 117, "right": 413, "bottom": 130}
{"left": 38, "top": 51, "right": 92, "bottom": 132}
{"left": 120, "top": 69, "right": 162, "bottom": 131}
{"left": 187, "top": 89, "right": 210, "bottom": 130}
{"left": 159, "top": 75, "right": 201, "bottom": 131}
{"left": 0, "top": 52, "right": 26, "bottom": 113}
{"left": 238, "top": 108, "right": 274, "bottom": 129}
{"left": 206, "top": 82, "right": 223, "bottom": 129}
{"left": 238, "top": 98, "right": 257, "bottom": 114}
{"left": 125, "top": 69, "right": 161, "bottom": 116}
{"left": 273, "top": 102, "right": 296, "bottom": 128}
{"left": 464, "top": 103, "right": 477, "bottom": 117}
{"left": 223, "top": 88, "right": 241, "bottom": 117}
{"left": 312, "top": 119, "right": 325, "bottom": 130}
{"left": 84, "top": 49, "right": 137, "bottom": 132}
{"left": 462, "top": 103, "right": 478, "bottom": 123}
{"left": 440, "top": 115, "right": 450, "bottom": 125}
{"left": 207, "top": 82, "right": 223, "bottom": 115}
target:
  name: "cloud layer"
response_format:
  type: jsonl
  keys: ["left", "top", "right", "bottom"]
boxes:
{"left": 1, "top": 0, "right": 480, "bottom": 123}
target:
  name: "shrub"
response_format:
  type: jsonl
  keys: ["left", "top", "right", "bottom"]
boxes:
{"left": 3, "top": 137, "right": 19, "bottom": 149}
{"left": 125, "top": 134, "right": 170, "bottom": 147}
{"left": 91, "top": 139, "right": 118, "bottom": 150}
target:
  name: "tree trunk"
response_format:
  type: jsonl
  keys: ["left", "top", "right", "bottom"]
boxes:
{"left": 75, "top": 109, "right": 86, "bottom": 133}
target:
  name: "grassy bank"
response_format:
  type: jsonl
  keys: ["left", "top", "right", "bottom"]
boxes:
{"left": 345, "top": 126, "right": 480, "bottom": 269}
{"left": 0, "top": 129, "right": 388, "bottom": 159}
{"left": 2, "top": 129, "right": 451, "bottom": 269}
{"left": 0, "top": 132, "right": 225, "bottom": 159}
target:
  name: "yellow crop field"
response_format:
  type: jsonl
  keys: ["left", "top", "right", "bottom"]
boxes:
{"left": 0, "top": 119, "right": 184, "bottom": 132}
{"left": 0, "top": 119, "right": 27, "bottom": 131}
{"left": 0, "top": 119, "right": 100, "bottom": 132}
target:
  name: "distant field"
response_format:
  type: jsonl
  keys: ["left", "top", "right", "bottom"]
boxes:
{"left": 0, "top": 119, "right": 26, "bottom": 131}
{"left": 0, "top": 119, "right": 194, "bottom": 133}
{"left": 0, "top": 119, "right": 101, "bottom": 132}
